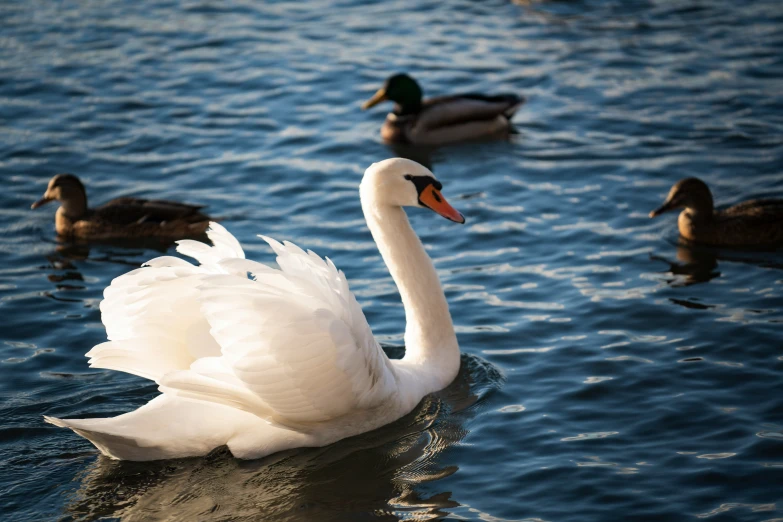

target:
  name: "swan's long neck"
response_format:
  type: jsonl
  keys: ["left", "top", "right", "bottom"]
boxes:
{"left": 361, "top": 194, "right": 460, "bottom": 384}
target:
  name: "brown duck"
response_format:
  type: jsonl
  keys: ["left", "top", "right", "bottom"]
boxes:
{"left": 31, "top": 173, "right": 212, "bottom": 240}
{"left": 649, "top": 177, "right": 783, "bottom": 247}
{"left": 361, "top": 73, "right": 525, "bottom": 146}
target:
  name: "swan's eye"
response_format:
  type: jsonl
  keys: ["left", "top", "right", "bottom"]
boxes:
{"left": 406, "top": 175, "right": 443, "bottom": 196}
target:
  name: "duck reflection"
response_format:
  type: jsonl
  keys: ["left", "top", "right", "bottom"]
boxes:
{"left": 43, "top": 247, "right": 89, "bottom": 302}
{"left": 650, "top": 241, "right": 720, "bottom": 288}
{"left": 49, "top": 233, "right": 209, "bottom": 270}
{"left": 651, "top": 239, "right": 783, "bottom": 290}
{"left": 42, "top": 235, "right": 206, "bottom": 301}
{"left": 64, "top": 355, "right": 501, "bottom": 522}
{"left": 386, "top": 142, "right": 436, "bottom": 171}
{"left": 51, "top": 232, "right": 208, "bottom": 259}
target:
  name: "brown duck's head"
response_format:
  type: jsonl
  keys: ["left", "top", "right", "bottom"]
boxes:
{"left": 649, "top": 177, "right": 714, "bottom": 218}
{"left": 31, "top": 174, "right": 88, "bottom": 215}
{"left": 361, "top": 73, "right": 423, "bottom": 114}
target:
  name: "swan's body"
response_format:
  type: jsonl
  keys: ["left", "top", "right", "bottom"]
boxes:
{"left": 45, "top": 159, "right": 465, "bottom": 461}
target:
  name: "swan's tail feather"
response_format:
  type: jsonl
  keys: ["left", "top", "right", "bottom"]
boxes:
{"left": 44, "top": 415, "right": 148, "bottom": 460}
{"left": 43, "top": 415, "right": 68, "bottom": 428}
{"left": 43, "top": 395, "right": 279, "bottom": 461}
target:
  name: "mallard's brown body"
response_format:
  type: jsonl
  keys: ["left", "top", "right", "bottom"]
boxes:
{"left": 651, "top": 177, "right": 783, "bottom": 248}
{"left": 677, "top": 199, "right": 783, "bottom": 247}
{"left": 54, "top": 198, "right": 211, "bottom": 240}
{"left": 33, "top": 174, "right": 211, "bottom": 240}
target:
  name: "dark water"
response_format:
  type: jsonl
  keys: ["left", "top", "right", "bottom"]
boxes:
{"left": 2, "top": 0, "right": 782, "bottom": 520}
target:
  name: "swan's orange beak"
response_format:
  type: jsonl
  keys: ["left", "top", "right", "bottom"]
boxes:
{"left": 419, "top": 185, "right": 465, "bottom": 224}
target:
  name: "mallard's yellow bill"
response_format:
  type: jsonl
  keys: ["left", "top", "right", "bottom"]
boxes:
{"left": 361, "top": 88, "right": 387, "bottom": 110}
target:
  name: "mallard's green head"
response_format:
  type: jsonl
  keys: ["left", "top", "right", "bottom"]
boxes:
{"left": 362, "top": 73, "right": 423, "bottom": 114}
{"left": 650, "top": 177, "right": 714, "bottom": 218}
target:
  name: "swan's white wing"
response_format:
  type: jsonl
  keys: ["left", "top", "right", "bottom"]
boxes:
{"left": 160, "top": 236, "right": 399, "bottom": 426}
{"left": 51, "top": 223, "right": 402, "bottom": 458}
{"left": 89, "top": 223, "right": 398, "bottom": 427}
{"left": 87, "top": 224, "right": 245, "bottom": 382}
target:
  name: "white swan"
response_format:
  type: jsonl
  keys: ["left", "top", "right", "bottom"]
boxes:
{"left": 45, "top": 158, "right": 466, "bottom": 461}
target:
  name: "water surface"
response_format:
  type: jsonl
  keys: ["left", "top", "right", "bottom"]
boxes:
{"left": 1, "top": 0, "right": 782, "bottom": 520}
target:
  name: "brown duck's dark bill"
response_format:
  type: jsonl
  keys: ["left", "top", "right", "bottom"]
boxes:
{"left": 361, "top": 88, "right": 387, "bottom": 110}
{"left": 649, "top": 201, "right": 675, "bottom": 218}
{"left": 31, "top": 197, "right": 53, "bottom": 209}
{"left": 419, "top": 185, "right": 465, "bottom": 224}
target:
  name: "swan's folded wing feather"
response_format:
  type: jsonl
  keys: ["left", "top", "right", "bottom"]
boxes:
{"left": 92, "top": 227, "right": 396, "bottom": 427}
{"left": 93, "top": 266, "right": 215, "bottom": 381}
{"left": 176, "top": 222, "right": 245, "bottom": 268}
{"left": 91, "top": 223, "right": 247, "bottom": 382}
{"left": 158, "top": 369, "right": 271, "bottom": 417}
{"left": 206, "top": 222, "right": 245, "bottom": 259}
{"left": 160, "top": 239, "right": 399, "bottom": 426}
{"left": 259, "top": 236, "right": 397, "bottom": 409}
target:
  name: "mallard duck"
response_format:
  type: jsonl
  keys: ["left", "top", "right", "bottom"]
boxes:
{"left": 31, "top": 173, "right": 212, "bottom": 240}
{"left": 45, "top": 158, "right": 466, "bottom": 461}
{"left": 361, "top": 73, "right": 525, "bottom": 146}
{"left": 649, "top": 177, "right": 783, "bottom": 247}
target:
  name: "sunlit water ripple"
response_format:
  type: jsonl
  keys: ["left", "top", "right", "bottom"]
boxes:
{"left": 1, "top": 0, "right": 782, "bottom": 520}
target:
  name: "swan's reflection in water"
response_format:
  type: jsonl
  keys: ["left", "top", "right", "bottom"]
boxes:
{"left": 65, "top": 354, "right": 501, "bottom": 522}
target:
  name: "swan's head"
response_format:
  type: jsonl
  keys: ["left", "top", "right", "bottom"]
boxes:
{"left": 360, "top": 158, "right": 465, "bottom": 224}
{"left": 649, "top": 177, "right": 714, "bottom": 218}
{"left": 31, "top": 174, "right": 88, "bottom": 212}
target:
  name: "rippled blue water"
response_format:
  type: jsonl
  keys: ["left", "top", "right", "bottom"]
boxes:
{"left": 2, "top": 0, "right": 782, "bottom": 520}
